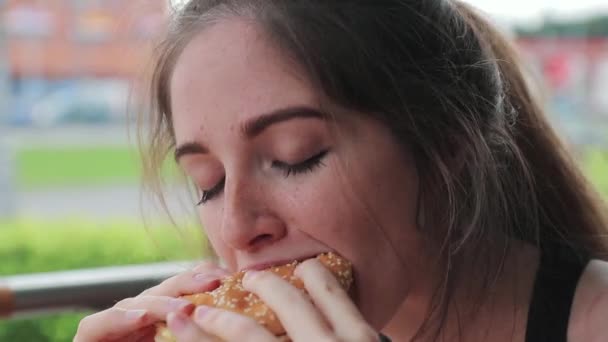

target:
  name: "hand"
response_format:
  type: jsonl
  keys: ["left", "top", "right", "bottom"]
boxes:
{"left": 166, "top": 258, "right": 379, "bottom": 342}
{"left": 73, "top": 261, "right": 230, "bottom": 342}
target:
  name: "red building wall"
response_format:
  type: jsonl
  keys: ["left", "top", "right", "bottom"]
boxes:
{"left": 4, "top": 0, "right": 167, "bottom": 79}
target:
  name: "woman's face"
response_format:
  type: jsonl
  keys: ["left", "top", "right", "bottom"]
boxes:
{"left": 170, "top": 19, "right": 425, "bottom": 329}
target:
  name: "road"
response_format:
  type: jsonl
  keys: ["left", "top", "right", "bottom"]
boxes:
{"left": 1, "top": 124, "right": 132, "bottom": 148}
{"left": 15, "top": 185, "right": 193, "bottom": 220}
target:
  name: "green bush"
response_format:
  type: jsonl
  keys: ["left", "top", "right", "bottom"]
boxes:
{"left": 0, "top": 219, "right": 209, "bottom": 342}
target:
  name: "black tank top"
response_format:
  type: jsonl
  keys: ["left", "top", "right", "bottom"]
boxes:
{"left": 525, "top": 245, "right": 588, "bottom": 342}
{"left": 379, "top": 245, "right": 589, "bottom": 342}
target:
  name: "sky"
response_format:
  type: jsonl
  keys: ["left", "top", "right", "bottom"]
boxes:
{"left": 170, "top": 0, "right": 608, "bottom": 24}
{"left": 463, "top": 0, "right": 608, "bottom": 23}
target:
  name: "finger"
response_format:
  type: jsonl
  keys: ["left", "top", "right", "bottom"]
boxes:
{"left": 115, "top": 295, "right": 195, "bottom": 320}
{"left": 141, "top": 263, "right": 229, "bottom": 297}
{"left": 166, "top": 312, "right": 221, "bottom": 342}
{"left": 192, "top": 305, "right": 279, "bottom": 342}
{"left": 295, "top": 259, "right": 377, "bottom": 341}
{"left": 242, "top": 271, "right": 333, "bottom": 340}
{"left": 74, "top": 296, "right": 195, "bottom": 342}
{"left": 74, "top": 308, "right": 154, "bottom": 342}
{"left": 128, "top": 325, "right": 157, "bottom": 342}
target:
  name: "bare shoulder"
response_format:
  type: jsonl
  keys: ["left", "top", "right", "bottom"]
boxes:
{"left": 568, "top": 259, "right": 608, "bottom": 342}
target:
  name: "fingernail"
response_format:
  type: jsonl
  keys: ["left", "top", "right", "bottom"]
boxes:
{"left": 167, "top": 312, "right": 187, "bottom": 332}
{"left": 169, "top": 298, "right": 193, "bottom": 311}
{"left": 195, "top": 306, "right": 212, "bottom": 320}
{"left": 125, "top": 309, "right": 146, "bottom": 321}
{"left": 243, "top": 270, "right": 259, "bottom": 285}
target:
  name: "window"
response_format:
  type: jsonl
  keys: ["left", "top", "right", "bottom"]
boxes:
{"left": 4, "top": 5, "right": 55, "bottom": 39}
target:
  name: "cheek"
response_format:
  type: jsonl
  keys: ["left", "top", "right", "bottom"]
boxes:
{"left": 279, "top": 159, "right": 386, "bottom": 255}
{"left": 304, "top": 144, "right": 421, "bottom": 264}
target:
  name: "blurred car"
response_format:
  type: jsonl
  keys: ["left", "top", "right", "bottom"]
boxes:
{"left": 29, "top": 80, "right": 130, "bottom": 126}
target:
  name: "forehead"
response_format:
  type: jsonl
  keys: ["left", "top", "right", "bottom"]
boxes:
{"left": 169, "top": 19, "right": 321, "bottom": 143}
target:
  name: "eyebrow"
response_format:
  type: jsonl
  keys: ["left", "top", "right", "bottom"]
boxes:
{"left": 174, "top": 105, "right": 327, "bottom": 163}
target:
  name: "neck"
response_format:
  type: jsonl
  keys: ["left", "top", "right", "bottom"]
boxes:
{"left": 381, "top": 240, "right": 539, "bottom": 342}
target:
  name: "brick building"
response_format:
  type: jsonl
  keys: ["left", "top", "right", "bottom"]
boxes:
{"left": 1, "top": 0, "right": 167, "bottom": 124}
{"left": 4, "top": 0, "right": 166, "bottom": 78}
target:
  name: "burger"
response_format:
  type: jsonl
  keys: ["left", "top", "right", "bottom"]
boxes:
{"left": 154, "top": 252, "right": 353, "bottom": 342}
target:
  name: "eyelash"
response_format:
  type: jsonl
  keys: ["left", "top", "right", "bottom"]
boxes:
{"left": 197, "top": 178, "right": 225, "bottom": 206}
{"left": 196, "top": 150, "right": 329, "bottom": 206}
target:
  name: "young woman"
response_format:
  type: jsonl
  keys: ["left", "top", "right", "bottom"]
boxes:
{"left": 75, "top": 1, "right": 608, "bottom": 341}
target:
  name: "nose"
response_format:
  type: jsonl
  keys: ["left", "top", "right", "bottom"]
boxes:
{"left": 220, "top": 176, "right": 286, "bottom": 252}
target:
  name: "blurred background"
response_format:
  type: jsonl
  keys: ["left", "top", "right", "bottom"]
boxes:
{"left": 0, "top": 0, "right": 607, "bottom": 341}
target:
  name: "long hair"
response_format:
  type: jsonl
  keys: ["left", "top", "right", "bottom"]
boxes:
{"left": 139, "top": 0, "right": 608, "bottom": 339}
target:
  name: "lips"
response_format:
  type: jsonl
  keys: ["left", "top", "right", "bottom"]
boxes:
{"left": 241, "top": 252, "right": 328, "bottom": 272}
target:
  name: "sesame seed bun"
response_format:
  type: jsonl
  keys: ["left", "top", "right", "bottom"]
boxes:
{"left": 154, "top": 252, "right": 353, "bottom": 342}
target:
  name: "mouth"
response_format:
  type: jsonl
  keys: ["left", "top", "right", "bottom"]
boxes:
{"left": 241, "top": 252, "right": 329, "bottom": 272}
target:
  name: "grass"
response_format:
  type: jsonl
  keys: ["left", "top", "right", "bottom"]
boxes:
{"left": 584, "top": 148, "right": 608, "bottom": 199}
{"left": 15, "top": 146, "right": 142, "bottom": 190}
{"left": 14, "top": 145, "right": 181, "bottom": 190}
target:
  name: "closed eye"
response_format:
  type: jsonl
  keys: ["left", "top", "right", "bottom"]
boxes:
{"left": 197, "top": 177, "right": 225, "bottom": 206}
{"left": 272, "top": 149, "right": 329, "bottom": 177}
{"left": 195, "top": 149, "right": 329, "bottom": 206}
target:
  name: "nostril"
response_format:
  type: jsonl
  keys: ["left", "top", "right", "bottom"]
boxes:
{"left": 250, "top": 234, "right": 273, "bottom": 246}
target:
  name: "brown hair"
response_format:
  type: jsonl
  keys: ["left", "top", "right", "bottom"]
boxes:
{"left": 139, "top": 0, "right": 608, "bottom": 339}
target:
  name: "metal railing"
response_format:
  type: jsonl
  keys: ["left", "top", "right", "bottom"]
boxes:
{"left": 0, "top": 261, "right": 198, "bottom": 319}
